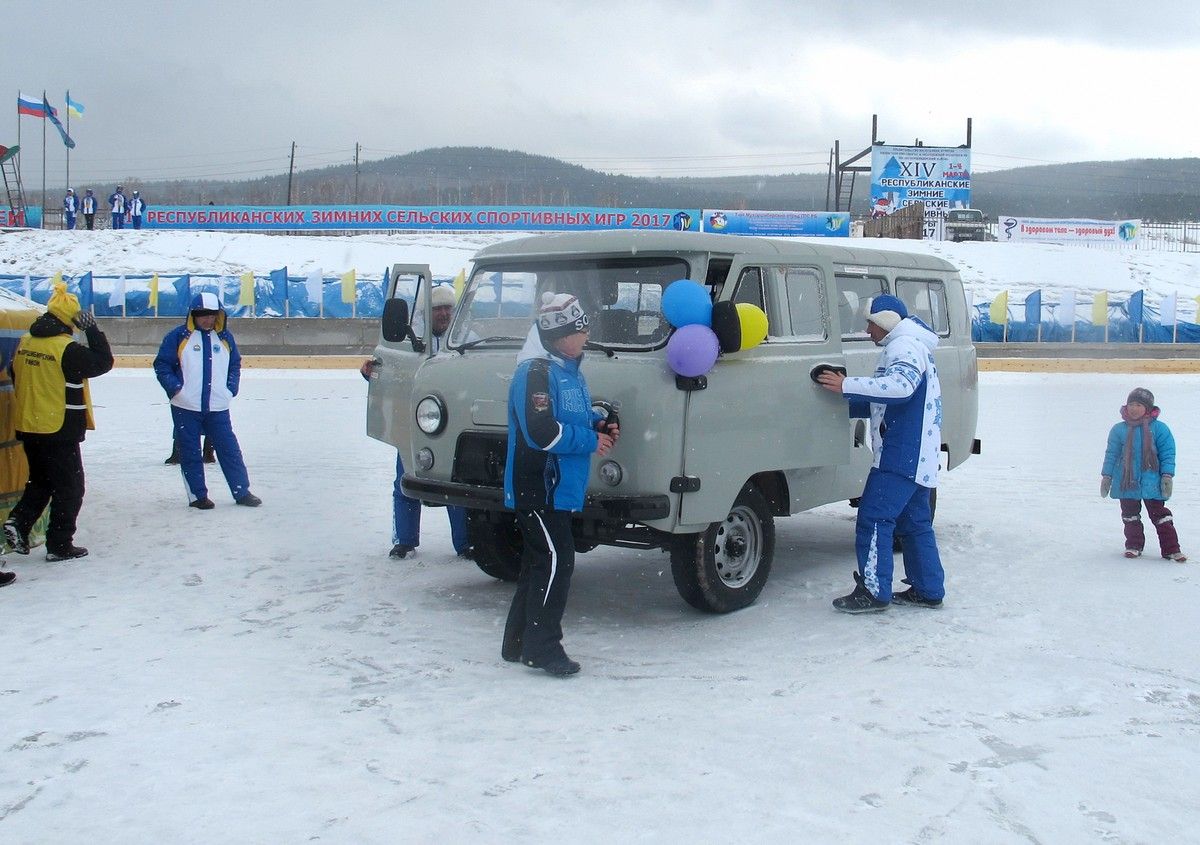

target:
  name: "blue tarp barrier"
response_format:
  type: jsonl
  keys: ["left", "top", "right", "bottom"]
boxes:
{"left": 971, "top": 301, "right": 1200, "bottom": 343}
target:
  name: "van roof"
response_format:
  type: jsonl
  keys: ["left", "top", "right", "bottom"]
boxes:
{"left": 473, "top": 230, "right": 958, "bottom": 272}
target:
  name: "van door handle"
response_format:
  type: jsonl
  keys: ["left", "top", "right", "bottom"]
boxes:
{"left": 809, "top": 363, "right": 847, "bottom": 383}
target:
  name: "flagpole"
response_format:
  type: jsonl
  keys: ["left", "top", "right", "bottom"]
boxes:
{"left": 41, "top": 91, "right": 47, "bottom": 228}
{"left": 65, "top": 92, "right": 70, "bottom": 193}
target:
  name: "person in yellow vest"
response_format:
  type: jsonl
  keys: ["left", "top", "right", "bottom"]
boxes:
{"left": 3, "top": 283, "right": 113, "bottom": 561}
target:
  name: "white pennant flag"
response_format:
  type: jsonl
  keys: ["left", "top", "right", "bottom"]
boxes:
{"left": 1057, "top": 290, "right": 1076, "bottom": 327}
{"left": 305, "top": 267, "right": 323, "bottom": 306}
{"left": 22, "top": 274, "right": 31, "bottom": 300}
{"left": 1159, "top": 292, "right": 1177, "bottom": 328}
{"left": 111, "top": 275, "right": 127, "bottom": 309}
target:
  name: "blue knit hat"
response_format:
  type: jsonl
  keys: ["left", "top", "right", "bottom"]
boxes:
{"left": 867, "top": 294, "right": 908, "bottom": 332}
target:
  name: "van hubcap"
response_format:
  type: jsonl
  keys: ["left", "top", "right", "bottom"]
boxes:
{"left": 714, "top": 505, "right": 762, "bottom": 587}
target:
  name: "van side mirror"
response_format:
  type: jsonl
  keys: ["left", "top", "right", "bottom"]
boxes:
{"left": 382, "top": 298, "right": 410, "bottom": 343}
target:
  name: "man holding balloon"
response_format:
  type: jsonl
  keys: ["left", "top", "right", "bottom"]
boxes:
{"left": 816, "top": 295, "right": 946, "bottom": 614}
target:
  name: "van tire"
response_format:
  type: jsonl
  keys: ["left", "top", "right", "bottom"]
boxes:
{"left": 469, "top": 513, "right": 522, "bottom": 582}
{"left": 670, "top": 485, "right": 775, "bottom": 613}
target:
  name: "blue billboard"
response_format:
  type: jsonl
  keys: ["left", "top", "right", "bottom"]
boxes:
{"left": 701, "top": 209, "right": 850, "bottom": 237}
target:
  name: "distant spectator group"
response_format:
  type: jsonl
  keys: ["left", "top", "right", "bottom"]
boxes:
{"left": 61, "top": 186, "right": 146, "bottom": 230}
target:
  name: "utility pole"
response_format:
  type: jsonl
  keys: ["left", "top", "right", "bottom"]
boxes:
{"left": 286, "top": 141, "right": 296, "bottom": 205}
{"left": 354, "top": 142, "right": 361, "bottom": 204}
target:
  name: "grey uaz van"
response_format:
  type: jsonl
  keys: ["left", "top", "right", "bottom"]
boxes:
{"left": 367, "top": 231, "right": 979, "bottom": 612}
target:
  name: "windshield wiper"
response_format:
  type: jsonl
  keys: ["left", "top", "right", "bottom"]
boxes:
{"left": 583, "top": 341, "right": 616, "bottom": 357}
{"left": 452, "top": 335, "right": 525, "bottom": 352}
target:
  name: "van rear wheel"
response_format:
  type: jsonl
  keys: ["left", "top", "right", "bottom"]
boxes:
{"left": 670, "top": 485, "right": 775, "bottom": 613}
{"left": 468, "top": 512, "right": 523, "bottom": 582}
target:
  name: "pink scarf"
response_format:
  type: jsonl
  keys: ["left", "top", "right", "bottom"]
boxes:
{"left": 1120, "top": 404, "right": 1159, "bottom": 490}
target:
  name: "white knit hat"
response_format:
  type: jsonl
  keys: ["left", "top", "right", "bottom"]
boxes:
{"left": 430, "top": 285, "right": 456, "bottom": 308}
{"left": 537, "top": 292, "right": 589, "bottom": 340}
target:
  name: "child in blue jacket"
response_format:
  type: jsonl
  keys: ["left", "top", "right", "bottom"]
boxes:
{"left": 1101, "top": 387, "right": 1186, "bottom": 561}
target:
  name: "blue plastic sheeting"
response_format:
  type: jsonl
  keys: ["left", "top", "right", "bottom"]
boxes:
{"left": 0, "top": 272, "right": 412, "bottom": 318}
{"left": 972, "top": 302, "right": 1200, "bottom": 343}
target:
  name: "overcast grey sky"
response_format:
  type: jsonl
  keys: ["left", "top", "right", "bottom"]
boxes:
{"left": 5, "top": 0, "right": 1198, "bottom": 191}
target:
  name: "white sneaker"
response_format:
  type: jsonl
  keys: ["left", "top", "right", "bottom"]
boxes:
{"left": 1124, "top": 548, "right": 1142, "bottom": 558}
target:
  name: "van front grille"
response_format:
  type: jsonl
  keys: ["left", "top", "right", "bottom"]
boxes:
{"left": 452, "top": 432, "right": 509, "bottom": 487}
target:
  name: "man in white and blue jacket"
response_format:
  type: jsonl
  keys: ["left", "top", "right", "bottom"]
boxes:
{"left": 817, "top": 294, "right": 945, "bottom": 612}
{"left": 128, "top": 190, "right": 147, "bottom": 229}
{"left": 153, "top": 292, "right": 261, "bottom": 510}
{"left": 62, "top": 188, "right": 78, "bottom": 230}
{"left": 108, "top": 186, "right": 127, "bottom": 230}
{"left": 501, "top": 292, "right": 618, "bottom": 676}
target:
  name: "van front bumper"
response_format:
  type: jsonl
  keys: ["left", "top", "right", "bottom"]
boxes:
{"left": 401, "top": 475, "right": 671, "bottom": 522}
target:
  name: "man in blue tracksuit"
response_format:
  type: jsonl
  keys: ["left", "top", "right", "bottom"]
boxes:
{"left": 128, "top": 190, "right": 147, "bottom": 229}
{"left": 817, "top": 294, "right": 945, "bottom": 612}
{"left": 501, "top": 292, "right": 618, "bottom": 676}
{"left": 63, "top": 188, "right": 78, "bottom": 230}
{"left": 153, "top": 292, "right": 261, "bottom": 510}
{"left": 108, "top": 186, "right": 126, "bottom": 229}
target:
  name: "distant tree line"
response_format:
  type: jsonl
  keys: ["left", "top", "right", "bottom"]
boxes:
{"left": 135, "top": 146, "right": 1200, "bottom": 222}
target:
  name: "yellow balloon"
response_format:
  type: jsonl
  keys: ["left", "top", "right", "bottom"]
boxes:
{"left": 736, "top": 303, "right": 768, "bottom": 350}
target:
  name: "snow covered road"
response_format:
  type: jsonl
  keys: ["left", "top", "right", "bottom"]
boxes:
{"left": 2, "top": 369, "right": 1197, "bottom": 842}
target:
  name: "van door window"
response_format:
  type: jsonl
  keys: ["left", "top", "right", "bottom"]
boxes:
{"left": 731, "top": 267, "right": 779, "bottom": 337}
{"left": 896, "top": 278, "right": 950, "bottom": 336}
{"left": 834, "top": 274, "right": 886, "bottom": 340}
{"left": 781, "top": 267, "right": 828, "bottom": 341}
{"left": 392, "top": 271, "right": 427, "bottom": 349}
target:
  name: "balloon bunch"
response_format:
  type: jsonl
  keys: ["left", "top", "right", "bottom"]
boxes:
{"left": 661, "top": 279, "right": 769, "bottom": 378}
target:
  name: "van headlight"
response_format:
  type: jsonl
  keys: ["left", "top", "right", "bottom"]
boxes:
{"left": 598, "top": 460, "right": 623, "bottom": 487}
{"left": 415, "top": 395, "right": 446, "bottom": 435}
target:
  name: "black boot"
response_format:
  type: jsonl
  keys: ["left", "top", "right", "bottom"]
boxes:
{"left": 3, "top": 519, "right": 29, "bottom": 555}
{"left": 203, "top": 438, "right": 216, "bottom": 464}
{"left": 46, "top": 544, "right": 89, "bottom": 562}
{"left": 832, "top": 571, "right": 889, "bottom": 614}
{"left": 0, "top": 570, "right": 15, "bottom": 587}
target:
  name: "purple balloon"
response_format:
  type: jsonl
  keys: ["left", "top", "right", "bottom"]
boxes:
{"left": 666, "top": 324, "right": 720, "bottom": 377}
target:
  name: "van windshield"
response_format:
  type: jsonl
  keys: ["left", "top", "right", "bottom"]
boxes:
{"left": 449, "top": 256, "right": 688, "bottom": 350}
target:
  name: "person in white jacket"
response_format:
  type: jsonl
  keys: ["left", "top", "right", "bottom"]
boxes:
{"left": 817, "top": 294, "right": 945, "bottom": 612}
{"left": 152, "top": 292, "right": 261, "bottom": 510}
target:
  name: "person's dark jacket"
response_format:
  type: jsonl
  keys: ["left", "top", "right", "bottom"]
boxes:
{"left": 10, "top": 312, "right": 113, "bottom": 442}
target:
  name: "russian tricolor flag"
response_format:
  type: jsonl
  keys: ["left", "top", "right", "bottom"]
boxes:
{"left": 17, "top": 93, "right": 46, "bottom": 118}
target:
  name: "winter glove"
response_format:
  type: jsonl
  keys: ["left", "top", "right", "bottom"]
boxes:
{"left": 1161, "top": 475, "right": 1173, "bottom": 498}
{"left": 1100, "top": 476, "right": 1112, "bottom": 498}
{"left": 73, "top": 310, "right": 97, "bottom": 330}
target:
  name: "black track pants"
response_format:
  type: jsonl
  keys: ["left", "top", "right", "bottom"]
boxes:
{"left": 10, "top": 440, "right": 85, "bottom": 550}
{"left": 504, "top": 509, "right": 576, "bottom": 663}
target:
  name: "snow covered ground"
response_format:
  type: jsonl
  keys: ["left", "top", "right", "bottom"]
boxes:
{"left": 2, "top": 368, "right": 1198, "bottom": 842}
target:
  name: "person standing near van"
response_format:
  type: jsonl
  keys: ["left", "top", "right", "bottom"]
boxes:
{"left": 81, "top": 189, "right": 97, "bottom": 230}
{"left": 153, "top": 292, "right": 261, "bottom": 510}
{"left": 360, "top": 284, "right": 469, "bottom": 559}
{"left": 501, "top": 293, "right": 618, "bottom": 676}
{"left": 817, "top": 294, "right": 945, "bottom": 612}
{"left": 108, "top": 186, "right": 127, "bottom": 229}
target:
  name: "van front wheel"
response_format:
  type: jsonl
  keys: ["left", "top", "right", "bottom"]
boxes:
{"left": 670, "top": 485, "right": 775, "bottom": 613}
{"left": 469, "top": 512, "right": 523, "bottom": 582}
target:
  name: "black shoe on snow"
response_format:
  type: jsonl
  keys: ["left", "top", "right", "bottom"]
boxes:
{"left": 0, "top": 571, "right": 16, "bottom": 587}
{"left": 190, "top": 498, "right": 215, "bottom": 510}
{"left": 523, "top": 653, "right": 581, "bottom": 676}
{"left": 235, "top": 493, "right": 262, "bottom": 507}
{"left": 46, "top": 545, "right": 88, "bottom": 562}
{"left": 203, "top": 447, "right": 216, "bottom": 464}
{"left": 3, "top": 520, "right": 29, "bottom": 555}
{"left": 501, "top": 631, "right": 523, "bottom": 663}
{"left": 832, "top": 571, "right": 889, "bottom": 614}
{"left": 164, "top": 455, "right": 180, "bottom": 465}
{"left": 891, "top": 587, "right": 943, "bottom": 608}
{"left": 389, "top": 544, "right": 415, "bottom": 559}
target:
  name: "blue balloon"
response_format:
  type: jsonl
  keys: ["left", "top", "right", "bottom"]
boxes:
{"left": 662, "top": 279, "right": 712, "bottom": 328}
{"left": 666, "top": 324, "right": 720, "bottom": 377}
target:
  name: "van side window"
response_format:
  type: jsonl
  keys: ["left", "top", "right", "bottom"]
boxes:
{"left": 705, "top": 258, "right": 732, "bottom": 300}
{"left": 782, "top": 267, "right": 827, "bottom": 341}
{"left": 834, "top": 274, "right": 886, "bottom": 340}
{"left": 896, "top": 278, "right": 950, "bottom": 336}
